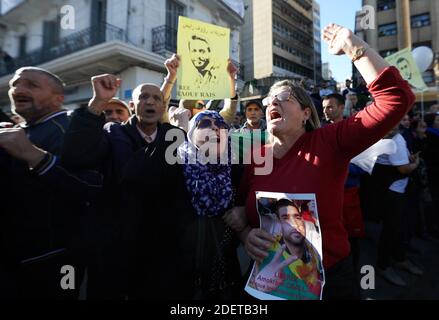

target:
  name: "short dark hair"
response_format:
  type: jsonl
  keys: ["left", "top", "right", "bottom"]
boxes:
{"left": 14, "top": 67, "right": 65, "bottom": 94}
{"left": 188, "top": 35, "right": 211, "bottom": 52}
{"left": 244, "top": 100, "right": 263, "bottom": 112}
{"left": 424, "top": 112, "right": 438, "bottom": 127}
{"left": 323, "top": 93, "right": 345, "bottom": 106}
{"left": 275, "top": 199, "right": 301, "bottom": 217}
{"left": 396, "top": 57, "right": 409, "bottom": 65}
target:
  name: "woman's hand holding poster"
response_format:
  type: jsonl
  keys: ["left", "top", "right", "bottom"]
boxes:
{"left": 245, "top": 192, "right": 325, "bottom": 300}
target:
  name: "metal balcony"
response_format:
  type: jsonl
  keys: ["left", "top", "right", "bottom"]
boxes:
{"left": 152, "top": 25, "right": 177, "bottom": 55}
{"left": 0, "top": 22, "right": 127, "bottom": 77}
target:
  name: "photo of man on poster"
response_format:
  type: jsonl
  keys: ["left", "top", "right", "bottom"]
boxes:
{"left": 249, "top": 197, "right": 324, "bottom": 300}
{"left": 188, "top": 34, "right": 220, "bottom": 88}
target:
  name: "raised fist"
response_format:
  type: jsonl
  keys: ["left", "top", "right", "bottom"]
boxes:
{"left": 91, "top": 74, "right": 122, "bottom": 103}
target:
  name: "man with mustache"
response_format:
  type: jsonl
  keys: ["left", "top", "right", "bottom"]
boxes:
{"left": 0, "top": 67, "right": 101, "bottom": 299}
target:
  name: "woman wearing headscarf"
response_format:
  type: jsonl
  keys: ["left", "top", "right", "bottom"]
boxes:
{"left": 177, "top": 110, "right": 244, "bottom": 299}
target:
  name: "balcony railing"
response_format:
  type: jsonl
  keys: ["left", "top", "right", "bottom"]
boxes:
{"left": 152, "top": 25, "right": 177, "bottom": 55}
{"left": 0, "top": 22, "right": 127, "bottom": 77}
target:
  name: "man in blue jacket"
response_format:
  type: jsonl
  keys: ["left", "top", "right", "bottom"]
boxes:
{"left": 0, "top": 67, "right": 102, "bottom": 299}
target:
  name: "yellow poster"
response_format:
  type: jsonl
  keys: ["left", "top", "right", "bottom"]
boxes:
{"left": 385, "top": 48, "right": 427, "bottom": 91}
{"left": 177, "top": 16, "right": 231, "bottom": 100}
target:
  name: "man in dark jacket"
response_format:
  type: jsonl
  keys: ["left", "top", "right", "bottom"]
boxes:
{"left": 0, "top": 67, "right": 102, "bottom": 299}
{"left": 61, "top": 69, "right": 194, "bottom": 299}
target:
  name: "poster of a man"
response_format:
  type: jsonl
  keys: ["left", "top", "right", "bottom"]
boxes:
{"left": 188, "top": 35, "right": 220, "bottom": 87}
{"left": 177, "top": 16, "right": 231, "bottom": 100}
{"left": 385, "top": 48, "right": 427, "bottom": 91}
{"left": 246, "top": 192, "right": 325, "bottom": 300}
{"left": 396, "top": 57, "right": 412, "bottom": 81}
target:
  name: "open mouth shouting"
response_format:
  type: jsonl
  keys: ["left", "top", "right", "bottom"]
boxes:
{"left": 144, "top": 109, "right": 156, "bottom": 117}
{"left": 13, "top": 95, "right": 33, "bottom": 106}
{"left": 268, "top": 108, "right": 282, "bottom": 123}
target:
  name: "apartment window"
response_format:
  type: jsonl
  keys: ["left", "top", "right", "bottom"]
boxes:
{"left": 411, "top": 13, "right": 430, "bottom": 28}
{"left": 377, "top": 0, "right": 395, "bottom": 11}
{"left": 42, "top": 17, "right": 60, "bottom": 49}
{"left": 273, "top": 54, "right": 312, "bottom": 78}
{"left": 18, "top": 35, "right": 27, "bottom": 57}
{"left": 378, "top": 23, "right": 397, "bottom": 37}
{"left": 91, "top": 0, "right": 107, "bottom": 27}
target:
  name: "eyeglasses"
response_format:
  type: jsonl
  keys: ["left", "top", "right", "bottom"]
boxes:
{"left": 262, "top": 91, "right": 294, "bottom": 107}
{"left": 194, "top": 102, "right": 205, "bottom": 109}
{"left": 196, "top": 118, "right": 229, "bottom": 130}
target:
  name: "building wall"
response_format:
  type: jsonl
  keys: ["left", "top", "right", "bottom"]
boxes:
{"left": 241, "top": 0, "right": 314, "bottom": 81}
{"left": 252, "top": 0, "right": 272, "bottom": 79}
{"left": 361, "top": 0, "right": 438, "bottom": 99}
{"left": 313, "top": 0, "right": 322, "bottom": 82}
{"left": 241, "top": 0, "right": 254, "bottom": 81}
{"left": 365, "top": 0, "right": 438, "bottom": 53}
{"left": 2, "top": 0, "right": 242, "bottom": 61}
{"left": 1, "top": 0, "right": 244, "bottom": 110}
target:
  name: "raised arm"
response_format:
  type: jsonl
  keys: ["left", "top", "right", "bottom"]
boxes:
{"left": 62, "top": 74, "right": 120, "bottom": 170}
{"left": 323, "top": 24, "right": 389, "bottom": 84}
{"left": 322, "top": 24, "right": 415, "bottom": 159}
{"left": 0, "top": 128, "right": 102, "bottom": 199}
{"left": 219, "top": 59, "right": 239, "bottom": 124}
{"left": 160, "top": 54, "right": 180, "bottom": 124}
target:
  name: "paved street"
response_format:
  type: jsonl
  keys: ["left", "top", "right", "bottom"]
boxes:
{"left": 359, "top": 221, "right": 439, "bottom": 300}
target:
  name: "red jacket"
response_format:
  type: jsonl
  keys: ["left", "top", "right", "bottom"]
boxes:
{"left": 239, "top": 67, "right": 415, "bottom": 269}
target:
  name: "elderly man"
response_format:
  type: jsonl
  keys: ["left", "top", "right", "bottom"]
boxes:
{"left": 0, "top": 67, "right": 101, "bottom": 299}
{"left": 61, "top": 55, "right": 194, "bottom": 299}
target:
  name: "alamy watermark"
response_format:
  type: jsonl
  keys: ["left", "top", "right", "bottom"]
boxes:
{"left": 60, "top": 5, "right": 75, "bottom": 30}
{"left": 164, "top": 128, "right": 274, "bottom": 175}
{"left": 359, "top": 5, "right": 376, "bottom": 30}
{"left": 60, "top": 265, "right": 75, "bottom": 290}
{"left": 360, "top": 265, "right": 375, "bottom": 290}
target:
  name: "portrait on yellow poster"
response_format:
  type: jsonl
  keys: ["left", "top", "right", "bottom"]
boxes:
{"left": 177, "top": 16, "right": 231, "bottom": 100}
{"left": 385, "top": 48, "right": 427, "bottom": 91}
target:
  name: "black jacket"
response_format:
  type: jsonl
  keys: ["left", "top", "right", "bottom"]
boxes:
{"left": 62, "top": 108, "right": 197, "bottom": 299}
{"left": 0, "top": 110, "right": 102, "bottom": 298}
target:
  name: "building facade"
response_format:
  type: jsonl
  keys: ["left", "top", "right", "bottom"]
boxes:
{"left": 240, "top": 0, "right": 316, "bottom": 99}
{"left": 0, "top": 0, "right": 244, "bottom": 111}
{"left": 322, "top": 62, "right": 332, "bottom": 81}
{"left": 356, "top": 0, "right": 439, "bottom": 105}
{"left": 312, "top": 0, "right": 322, "bottom": 83}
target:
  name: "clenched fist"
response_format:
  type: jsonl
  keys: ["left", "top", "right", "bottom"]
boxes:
{"left": 0, "top": 127, "right": 46, "bottom": 167}
{"left": 164, "top": 54, "right": 181, "bottom": 82}
{"left": 89, "top": 74, "right": 122, "bottom": 114}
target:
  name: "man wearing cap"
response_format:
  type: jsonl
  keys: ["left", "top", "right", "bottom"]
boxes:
{"left": 103, "top": 98, "right": 131, "bottom": 123}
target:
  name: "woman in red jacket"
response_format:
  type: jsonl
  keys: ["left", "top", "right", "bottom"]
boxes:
{"left": 225, "top": 23, "right": 415, "bottom": 300}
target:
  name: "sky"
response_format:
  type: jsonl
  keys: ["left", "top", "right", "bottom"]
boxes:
{"left": 317, "top": 0, "right": 363, "bottom": 83}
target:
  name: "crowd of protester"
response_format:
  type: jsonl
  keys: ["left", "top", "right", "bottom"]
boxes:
{"left": 0, "top": 23, "right": 438, "bottom": 300}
